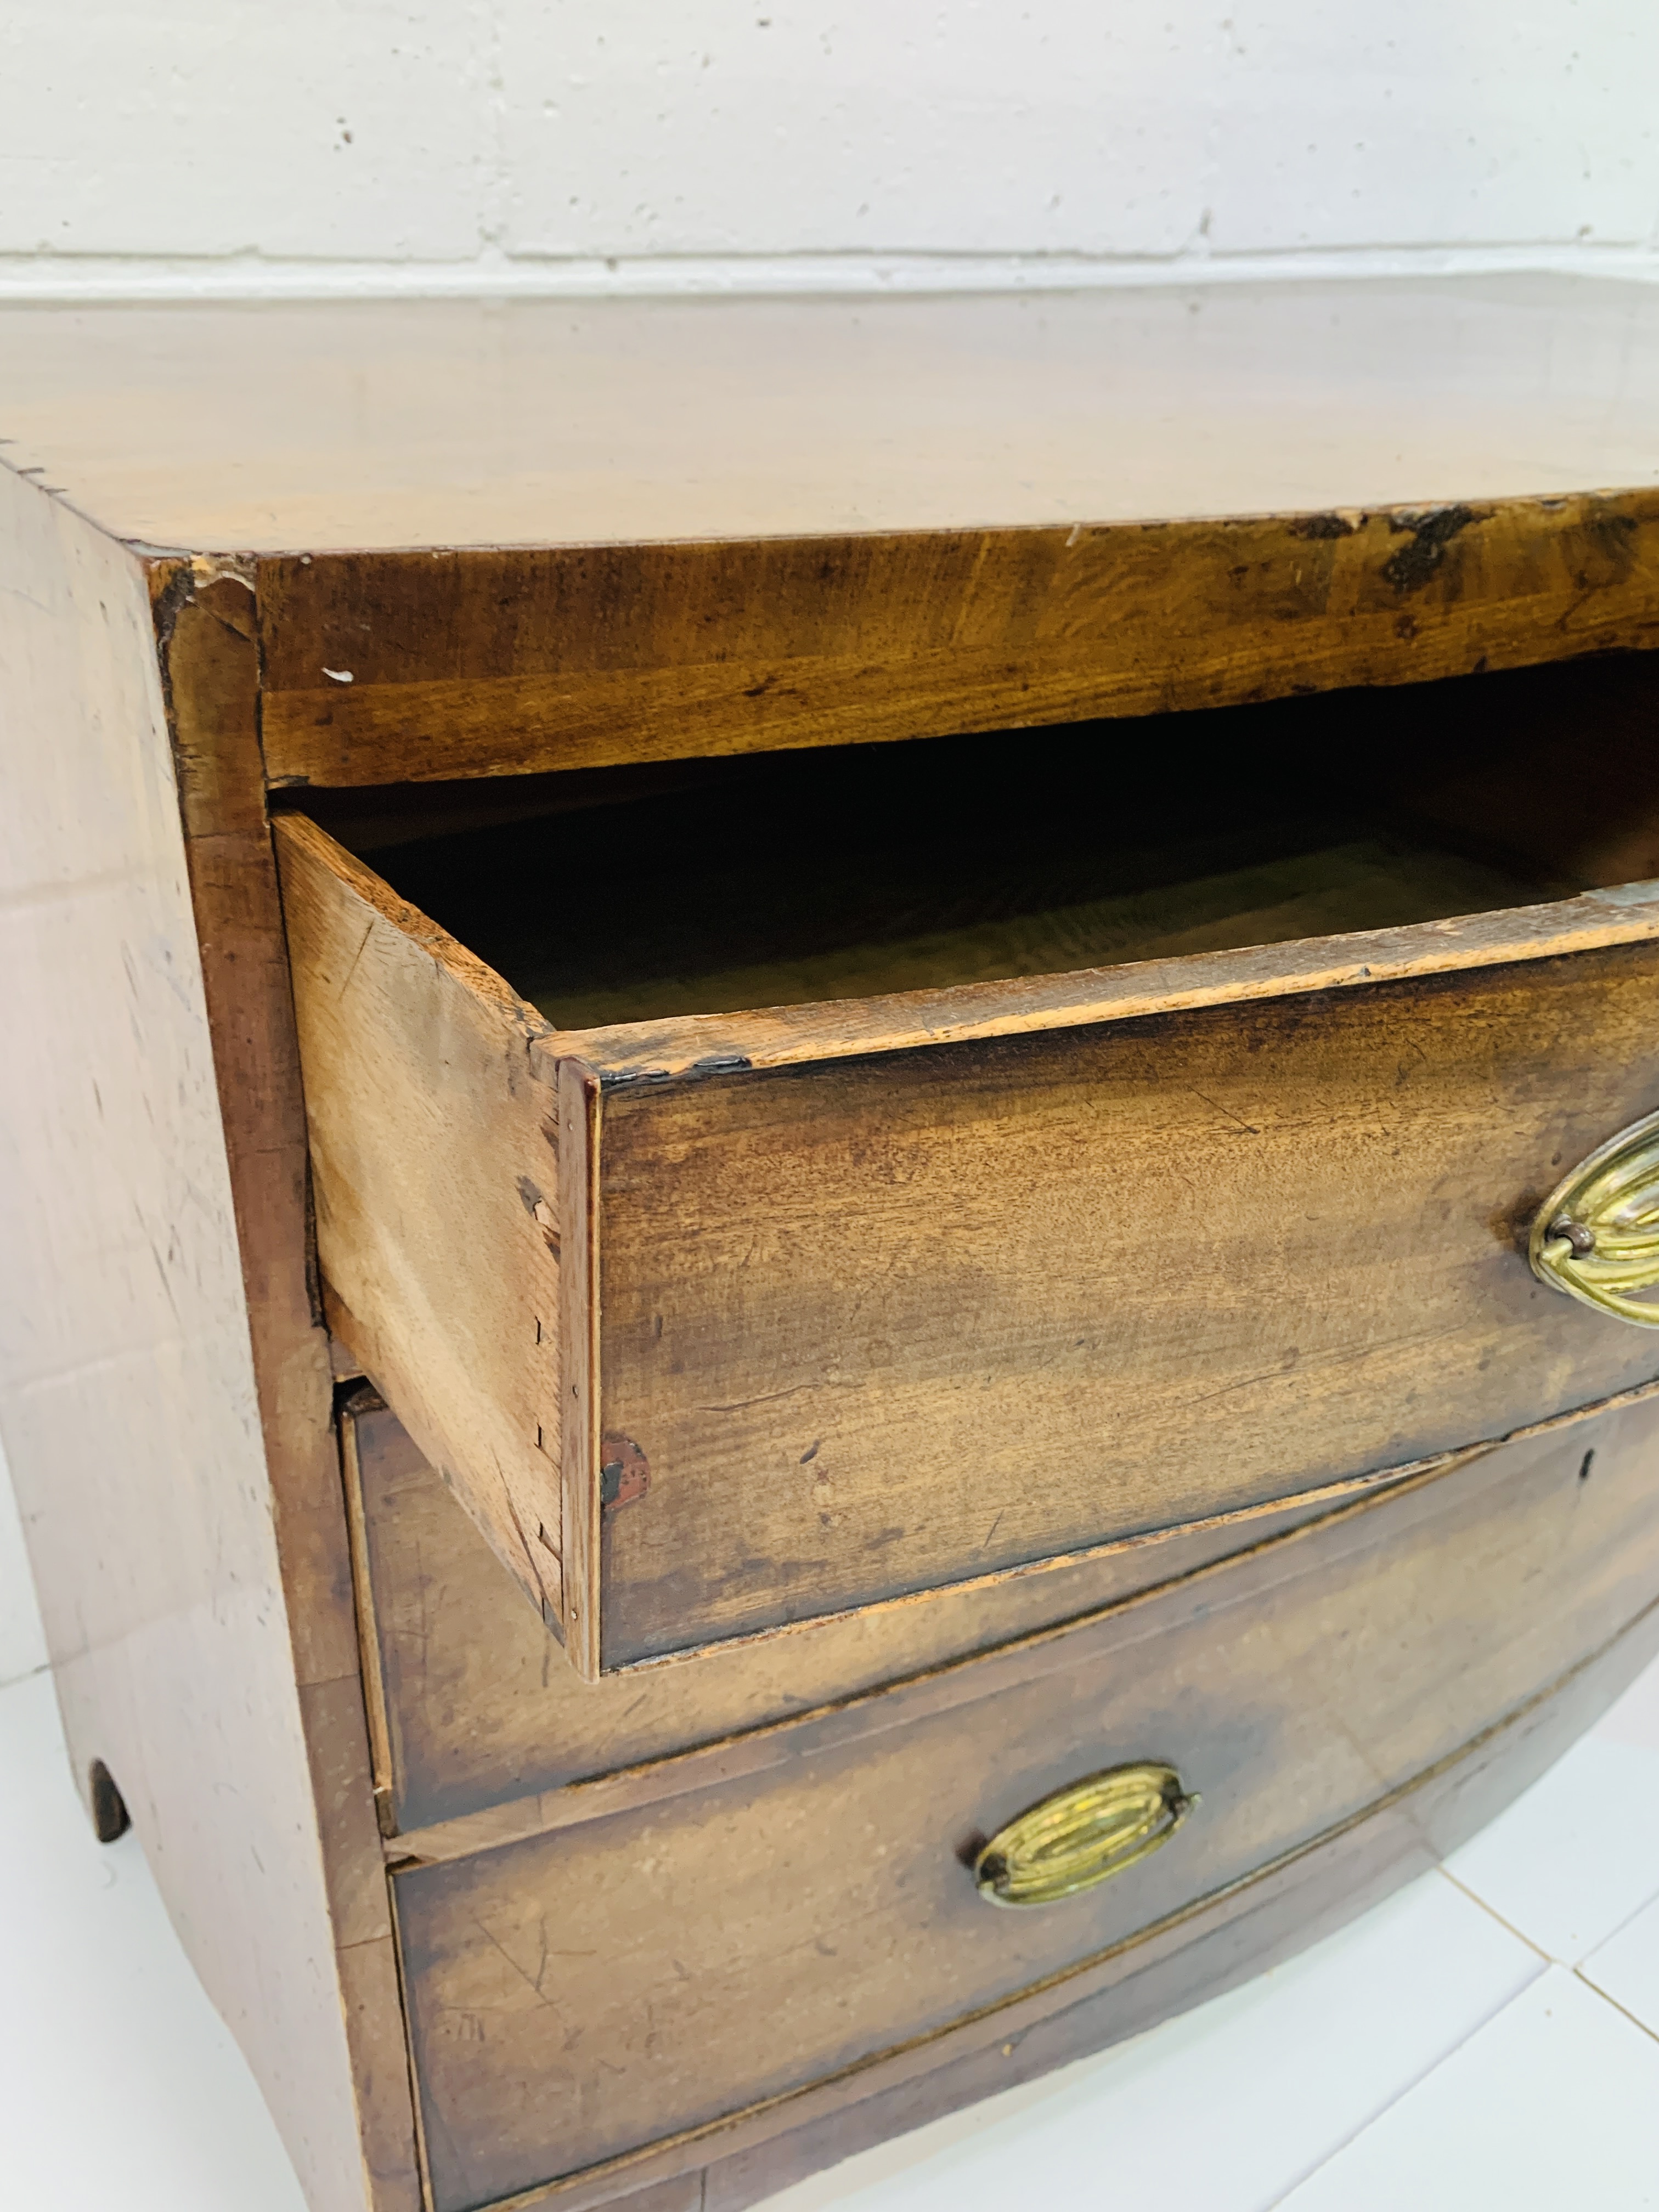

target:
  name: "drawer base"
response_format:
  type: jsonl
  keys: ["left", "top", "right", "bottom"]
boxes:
{"left": 493, "top": 1596, "right": 1658, "bottom": 2212}
{"left": 393, "top": 1390, "right": 1659, "bottom": 2212}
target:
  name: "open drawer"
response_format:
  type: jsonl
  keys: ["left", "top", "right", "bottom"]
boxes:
{"left": 274, "top": 658, "right": 1659, "bottom": 1678}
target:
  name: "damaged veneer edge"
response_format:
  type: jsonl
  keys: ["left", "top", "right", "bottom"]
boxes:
{"left": 546, "top": 878, "right": 1659, "bottom": 1087}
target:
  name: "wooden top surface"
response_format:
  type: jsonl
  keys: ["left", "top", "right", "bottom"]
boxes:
{"left": 5, "top": 274, "right": 1659, "bottom": 555}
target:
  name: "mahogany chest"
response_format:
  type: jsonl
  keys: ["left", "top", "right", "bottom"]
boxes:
{"left": 6, "top": 275, "right": 1659, "bottom": 2212}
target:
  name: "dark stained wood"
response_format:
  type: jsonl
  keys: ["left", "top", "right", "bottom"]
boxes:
{"left": 697, "top": 1587, "right": 1659, "bottom": 2212}
{"left": 255, "top": 493, "right": 1659, "bottom": 791}
{"left": 16, "top": 285, "right": 1659, "bottom": 2212}
{"left": 343, "top": 1396, "right": 1435, "bottom": 1838}
{"left": 591, "top": 939, "right": 1659, "bottom": 1664}
{"left": 159, "top": 571, "right": 425, "bottom": 2210}
{"left": 393, "top": 1398, "right": 1659, "bottom": 2210}
{"left": 277, "top": 800, "right": 1659, "bottom": 1672}
{"left": 385, "top": 1386, "right": 1659, "bottom": 1871}
{"left": 358, "top": 711, "right": 1559, "bottom": 1034}
{"left": 374, "top": 1598, "right": 1659, "bottom": 2212}
{"left": 1374, "top": 648, "right": 1659, "bottom": 889}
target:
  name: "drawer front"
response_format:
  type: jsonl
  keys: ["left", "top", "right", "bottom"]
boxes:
{"left": 394, "top": 1395, "right": 1659, "bottom": 2210}
{"left": 347, "top": 1395, "right": 1393, "bottom": 1835}
{"left": 593, "top": 946, "right": 1659, "bottom": 1665}
{"left": 278, "top": 812, "right": 1659, "bottom": 1674}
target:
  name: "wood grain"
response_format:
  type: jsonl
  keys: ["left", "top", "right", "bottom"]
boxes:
{"left": 557, "top": 1059, "right": 603, "bottom": 1680}
{"left": 382, "top": 1379, "right": 1659, "bottom": 1869}
{"left": 281, "top": 808, "right": 1659, "bottom": 1671}
{"left": 273, "top": 812, "right": 569, "bottom": 1649}
{"left": 160, "top": 571, "right": 424, "bottom": 2210}
{"left": 394, "top": 1398, "right": 1659, "bottom": 2209}
{"left": 590, "top": 939, "right": 1659, "bottom": 1663}
{"left": 361, "top": 711, "right": 1560, "bottom": 1034}
{"left": 697, "top": 1587, "right": 1659, "bottom": 2212}
{"left": 165, "top": 578, "right": 359, "bottom": 1674}
{"left": 344, "top": 1396, "right": 1438, "bottom": 1839}
{"left": 256, "top": 492, "right": 1659, "bottom": 791}
{"left": 13, "top": 279, "right": 1659, "bottom": 2212}
{"left": 398, "top": 1598, "right": 1659, "bottom": 2212}
{"left": 545, "top": 883, "right": 1659, "bottom": 1086}
{"left": 0, "top": 472, "right": 391, "bottom": 2212}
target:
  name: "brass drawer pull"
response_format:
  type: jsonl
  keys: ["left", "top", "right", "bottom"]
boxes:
{"left": 1531, "top": 1109, "right": 1659, "bottom": 1328}
{"left": 973, "top": 1763, "right": 1195, "bottom": 1908}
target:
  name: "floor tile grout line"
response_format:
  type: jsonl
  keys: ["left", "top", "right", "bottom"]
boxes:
{"left": 1260, "top": 1895, "right": 1549, "bottom": 2211}
{"left": 1435, "top": 1865, "right": 1557, "bottom": 1965}
{"left": 1575, "top": 1874, "right": 1659, "bottom": 1966}
{"left": 1440, "top": 1745, "right": 1659, "bottom": 1968}
{"left": 1573, "top": 1965, "right": 1659, "bottom": 2047}
{"left": 1268, "top": 1964, "right": 1659, "bottom": 2209}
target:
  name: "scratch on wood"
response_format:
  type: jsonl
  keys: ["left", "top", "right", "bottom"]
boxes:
{"left": 336, "top": 920, "right": 374, "bottom": 1003}
{"left": 699, "top": 1382, "right": 850, "bottom": 1415}
{"left": 1186, "top": 1086, "right": 1260, "bottom": 1136}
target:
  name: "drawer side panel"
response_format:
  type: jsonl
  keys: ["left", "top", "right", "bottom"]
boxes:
{"left": 275, "top": 813, "right": 569, "bottom": 1639}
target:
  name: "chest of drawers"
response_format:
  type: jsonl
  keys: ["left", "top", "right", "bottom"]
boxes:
{"left": 7, "top": 276, "right": 1659, "bottom": 2212}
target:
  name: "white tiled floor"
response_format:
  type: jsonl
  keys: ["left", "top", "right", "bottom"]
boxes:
{"left": 1279, "top": 1967, "right": 1659, "bottom": 2210}
{"left": 1587, "top": 1893, "right": 1659, "bottom": 2039}
{"left": 4, "top": 1460, "right": 1659, "bottom": 2210}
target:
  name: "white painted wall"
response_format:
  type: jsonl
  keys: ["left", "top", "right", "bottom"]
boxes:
{"left": 2, "top": 2, "right": 1657, "bottom": 297}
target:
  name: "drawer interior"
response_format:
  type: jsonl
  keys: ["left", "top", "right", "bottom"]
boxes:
{"left": 295, "top": 650, "right": 1655, "bottom": 1031}
{"left": 278, "top": 645, "right": 1659, "bottom": 1678}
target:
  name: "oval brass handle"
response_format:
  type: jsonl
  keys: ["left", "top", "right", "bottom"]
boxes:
{"left": 973, "top": 1762, "right": 1195, "bottom": 1908}
{"left": 1531, "top": 1108, "right": 1659, "bottom": 1328}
